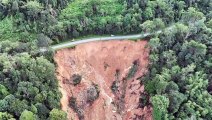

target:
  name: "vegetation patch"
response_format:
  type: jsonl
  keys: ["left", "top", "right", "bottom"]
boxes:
{"left": 0, "top": 0, "right": 211, "bottom": 119}
{"left": 144, "top": 8, "right": 212, "bottom": 119}
{"left": 0, "top": 41, "right": 63, "bottom": 119}
{"left": 69, "top": 97, "right": 84, "bottom": 120}
{"left": 0, "top": 17, "right": 36, "bottom": 42}
{"left": 50, "top": 0, "right": 124, "bottom": 41}
{"left": 71, "top": 74, "right": 82, "bottom": 86}
{"left": 138, "top": 93, "right": 150, "bottom": 108}
{"left": 111, "top": 81, "right": 118, "bottom": 93}
{"left": 127, "top": 60, "right": 139, "bottom": 80}
{"left": 111, "top": 69, "right": 120, "bottom": 93}
{"left": 87, "top": 84, "right": 100, "bottom": 103}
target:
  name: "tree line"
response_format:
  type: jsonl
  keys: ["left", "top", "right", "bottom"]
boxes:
{"left": 48, "top": 0, "right": 211, "bottom": 43}
{"left": 144, "top": 6, "right": 212, "bottom": 120}
{"left": 0, "top": 0, "right": 211, "bottom": 120}
{"left": 0, "top": 0, "right": 70, "bottom": 119}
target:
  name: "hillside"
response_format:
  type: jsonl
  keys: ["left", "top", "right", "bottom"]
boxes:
{"left": 54, "top": 40, "right": 151, "bottom": 120}
{"left": 0, "top": 0, "right": 211, "bottom": 120}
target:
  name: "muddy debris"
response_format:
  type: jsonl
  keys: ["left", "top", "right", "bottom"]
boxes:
{"left": 54, "top": 40, "right": 152, "bottom": 120}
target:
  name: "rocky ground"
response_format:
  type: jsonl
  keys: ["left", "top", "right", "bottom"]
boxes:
{"left": 54, "top": 40, "right": 152, "bottom": 120}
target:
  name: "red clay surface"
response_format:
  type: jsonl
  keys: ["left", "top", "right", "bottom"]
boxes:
{"left": 54, "top": 40, "right": 152, "bottom": 120}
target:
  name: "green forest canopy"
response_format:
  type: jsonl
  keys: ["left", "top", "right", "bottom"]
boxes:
{"left": 0, "top": 0, "right": 211, "bottom": 120}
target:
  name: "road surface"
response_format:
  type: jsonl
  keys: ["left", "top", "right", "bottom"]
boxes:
{"left": 48, "top": 25, "right": 177, "bottom": 50}
{"left": 48, "top": 19, "right": 203, "bottom": 51}
{"left": 51, "top": 32, "right": 161, "bottom": 50}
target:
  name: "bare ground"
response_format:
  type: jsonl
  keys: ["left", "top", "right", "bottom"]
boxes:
{"left": 54, "top": 40, "right": 152, "bottom": 120}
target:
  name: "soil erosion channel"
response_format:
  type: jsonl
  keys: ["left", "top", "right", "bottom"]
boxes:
{"left": 54, "top": 40, "right": 152, "bottom": 120}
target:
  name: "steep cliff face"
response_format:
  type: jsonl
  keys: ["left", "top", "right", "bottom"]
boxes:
{"left": 54, "top": 40, "right": 152, "bottom": 120}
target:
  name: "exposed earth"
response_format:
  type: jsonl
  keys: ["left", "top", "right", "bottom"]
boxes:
{"left": 54, "top": 40, "right": 152, "bottom": 120}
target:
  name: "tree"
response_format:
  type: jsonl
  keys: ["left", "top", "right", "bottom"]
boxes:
{"left": 37, "top": 34, "right": 51, "bottom": 48}
{"left": 141, "top": 20, "right": 155, "bottom": 33}
{"left": 143, "top": 7, "right": 154, "bottom": 20}
{"left": 173, "top": 23, "right": 189, "bottom": 41}
{"left": 71, "top": 74, "right": 82, "bottom": 86}
{"left": 25, "top": 1, "right": 43, "bottom": 18}
{"left": 151, "top": 95, "right": 169, "bottom": 120}
{"left": 174, "top": 72, "right": 212, "bottom": 119}
{"left": 0, "top": 112, "right": 14, "bottom": 120}
{"left": 141, "top": 18, "right": 165, "bottom": 33}
{"left": 20, "top": 110, "right": 37, "bottom": 120}
{"left": 0, "top": 99, "right": 9, "bottom": 112}
{"left": 10, "top": 99, "right": 29, "bottom": 116}
{"left": 149, "top": 37, "right": 161, "bottom": 53}
{"left": 0, "top": 84, "right": 9, "bottom": 99}
{"left": 16, "top": 81, "right": 39, "bottom": 100}
{"left": 206, "top": 19, "right": 212, "bottom": 28}
{"left": 165, "top": 81, "right": 179, "bottom": 93}
{"left": 153, "top": 18, "right": 165, "bottom": 31}
{"left": 161, "top": 50, "right": 177, "bottom": 68}
{"left": 87, "top": 85, "right": 99, "bottom": 102}
{"left": 167, "top": 91, "right": 187, "bottom": 113}
{"left": 49, "top": 109, "right": 67, "bottom": 120}
{"left": 72, "top": 29, "right": 79, "bottom": 37}
{"left": 178, "top": 40, "right": 207, "bottom": 66}
{"left": 182, "top": 7, "right": 205, "bottom": 24}
{"left": 11, "top": 1, "right": 19, "bottom": 12}
{"left": 35, "top": 103, "right": 50, "bottom": 119}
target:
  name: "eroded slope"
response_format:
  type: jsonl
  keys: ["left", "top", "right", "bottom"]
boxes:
{"left": 54, "top": 40, "right": 152, "bottom": 120}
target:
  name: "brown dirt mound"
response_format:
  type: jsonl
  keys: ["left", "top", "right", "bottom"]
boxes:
{"left": 54, "top": 40, "right": 152, "bottom": 120}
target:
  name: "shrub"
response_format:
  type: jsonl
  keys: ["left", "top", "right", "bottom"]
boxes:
{"left": 69, "top": 97, "right": 84, "bottom": 120}
{"left": 87, "top": 85, "right": 99, "bottom": 102}
{"left": 111, "top": 81, "right": 118, "bottom": 93}
{"left": 71, "top": 74, "right": 82, "bottom": 86}
{"left": 69, "top": 97, "right": 77, "bottom": 110}
{"left": 127, "top": 60, "right": 138, "bottom": 79}
{"left": 138, "top": 93, "right": 149, "bottom": 108}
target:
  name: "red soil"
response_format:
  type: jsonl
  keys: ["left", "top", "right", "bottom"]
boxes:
{"left": 54, "top": 40, "right": 152, "bottom": 120}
